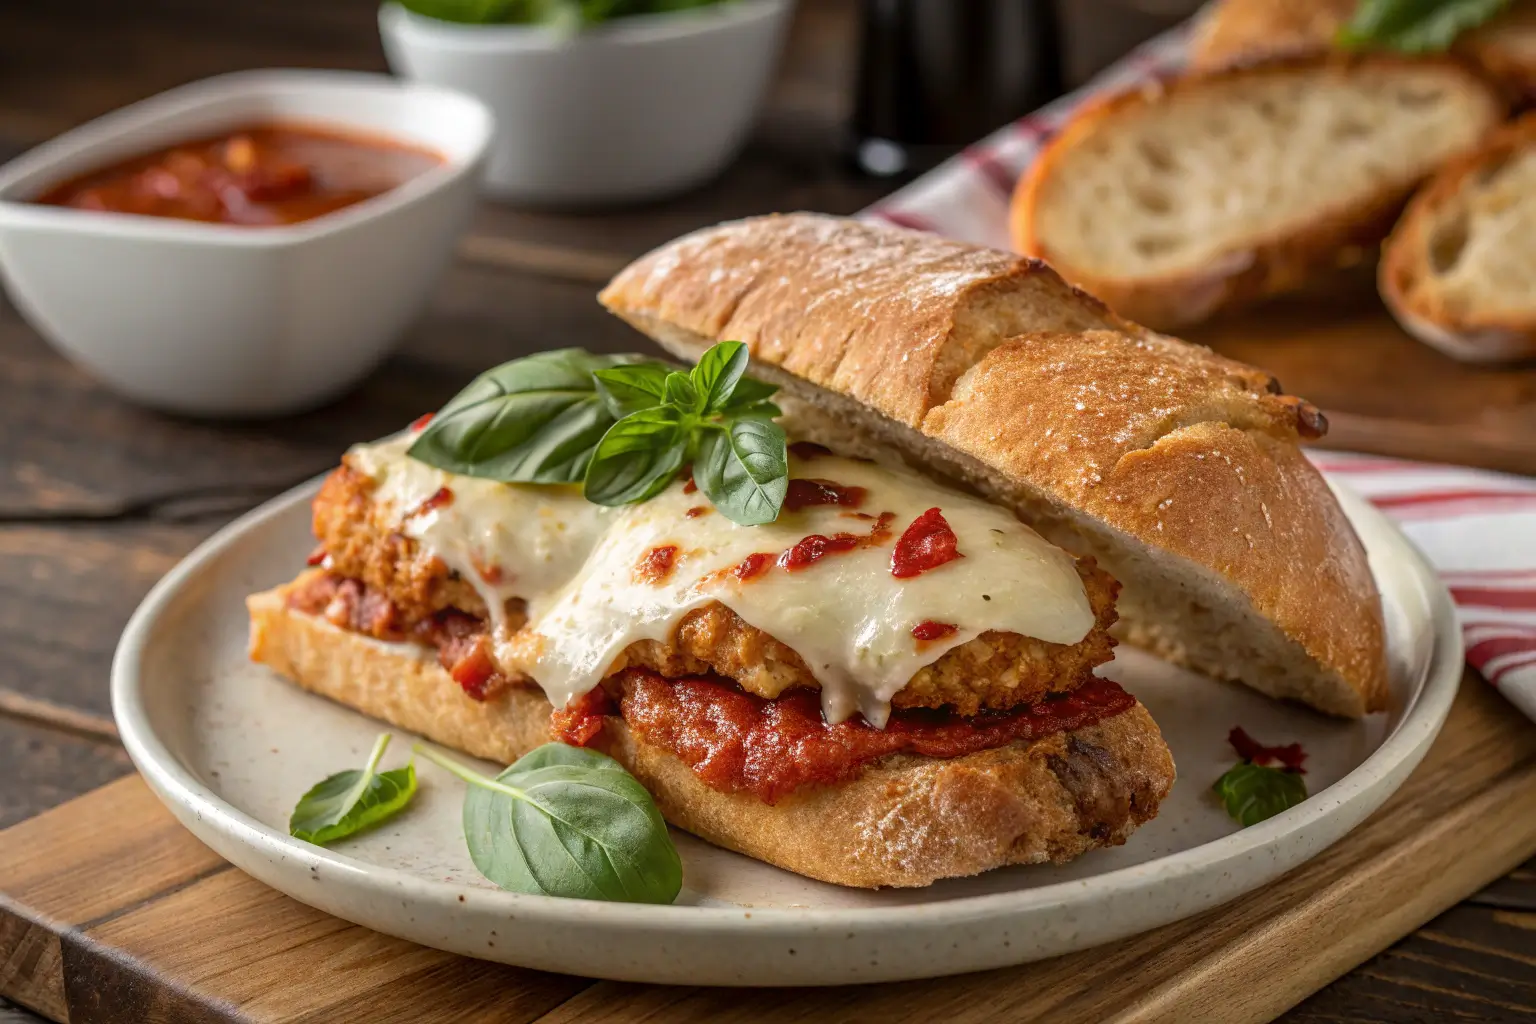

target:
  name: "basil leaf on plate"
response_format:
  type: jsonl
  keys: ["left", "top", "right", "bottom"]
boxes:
{"left": 290, "top": 733, "right": 417, "bottom": 845}
{"left": 1211, "top": 762, "right": 1308, "bottom": 827}
{"left": 407, "top": 349, "right": 634, "bottom": 484}
{"left": 662, "top": 372, "right": 703, "bottom": 413}
{"left": 1337, "top": 0, "right": 1510, "bottom": 52}
{"left": 583, "top": 406, "right": 689, "bottom": 506}
{"left": 695, "top": 417, "right": 789, "bottom": 527}
{"left": 415, "top": 742, "right": 682, "bottom": 904}
{"left": 592, "top": 362, "right": 673, "bottom": 418}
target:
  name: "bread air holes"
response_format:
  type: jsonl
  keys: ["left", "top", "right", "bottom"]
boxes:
{"left": 1133, "top": 234, "right": 1184, "bottom": 258}
{"left": 1428, "top": 214, "right": 1470, "bottom": 276}
{"left": 1328, "top": 116, "right": 1373, "bottom": 143}
{"left": 1131, "top": 185, "right": 1173, "bottom": 215}
{"left": 1395, "top": 86, "right": 1446, "bottom": 109}
{"left": 1136, "top": 138, "right": 1178, "bottom": 174}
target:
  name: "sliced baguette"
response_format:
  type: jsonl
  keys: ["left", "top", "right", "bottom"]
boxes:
{"left": 1381, "top": 112, "right": 1536, "bottom": 363}
{"left": 249, "top": 581, "right": 1175, "bottom": 889}
{"left": 1192, "top": 0, "right": 1536, "bottom": 99}
{"left": 1010, "top": 55, "right": 1503, "bottom": 330}
{"left": 599, "top": 213, "right": 1389, "bottom": 717}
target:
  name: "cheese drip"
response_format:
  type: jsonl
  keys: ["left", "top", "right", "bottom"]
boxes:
{"left": 346, "top": 436, "right": 1095, "bottom": 726}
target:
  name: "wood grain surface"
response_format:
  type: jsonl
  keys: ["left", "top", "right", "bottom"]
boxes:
{"left": 2, "top": 1, "right": 1535, "bottom": 1021}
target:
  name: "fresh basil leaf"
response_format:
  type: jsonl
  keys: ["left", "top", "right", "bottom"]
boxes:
{"left": 662, "top": 372, "right": 702, "bottom": 413}
{"left": 1337, "top": 0, "right": 1510, "bottom": 52}
{"left": 290, "top": 733, "right": 416, "bottom": 845}
{"left": 1211, "top": 762, "right": 1308, "bottom": 827}
{"left": 416, "top": 742, "right": 681, "bottom": 904}
{"left": 695, "top": 417, "right": 789, "bottom": 526}
{"left": 592, "top": 362, "right": 672, "bottom": 418}
{"left": 398, "top": 0, "right": 528, "bottom": 23}
{"left": 720, "top": 374, "right": 778, "bottom": 411}
{"left": 583, "top": 407, "right": 688, "bottom": 506}
{"left": 726, "top": 400, "right": 783, "bottom": 424}
{"left": 690, "top": 340, "right": 750, "bottom": 411}
{"left": 408, "top": 349, "right": 635, "bottom": 484}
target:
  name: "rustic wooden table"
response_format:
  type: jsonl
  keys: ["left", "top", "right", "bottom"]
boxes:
{"left": 2, "top": 2, "right": 1534, "bottom": 1021}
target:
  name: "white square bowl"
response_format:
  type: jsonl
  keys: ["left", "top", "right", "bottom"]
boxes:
{"left": 0, "top": 70, "right": 494, "bottom": 417}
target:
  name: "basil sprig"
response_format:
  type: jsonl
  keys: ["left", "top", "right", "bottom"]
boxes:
{"left": 1338, "top": 0, "right": 1510, "bottom": 52}
{"left": 415, "top": 742, "right": 682, "bottom": 904}
{"left": 1211, "top": 762, "right": 1308, "bottom": 827}
{"left": 408, "top": 341, "right": 789, "bottom": 527}
{"left": 408, "top": 349, "right": 641, "bottom": 484}
{"left": 289, "top": 733, "right": 418, "bottom": 845}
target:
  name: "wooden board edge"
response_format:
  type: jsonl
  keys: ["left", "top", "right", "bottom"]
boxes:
{"left": 1104, "top": 760, "right": 1536, "bottom": 1024}
{"left": 0, "top": 895, "right": 68, "bottom": 1023}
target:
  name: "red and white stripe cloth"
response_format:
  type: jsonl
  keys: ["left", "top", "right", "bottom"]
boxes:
{"left": 858, "top": 23, "right": 1536, "bottom": 720}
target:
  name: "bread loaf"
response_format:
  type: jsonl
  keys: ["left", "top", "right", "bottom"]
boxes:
{"left": 1010, "top": 55, "right": 1503, "bottom": 329}
{"left": 600, "top": 213, "right": 1390, "bottom": 716}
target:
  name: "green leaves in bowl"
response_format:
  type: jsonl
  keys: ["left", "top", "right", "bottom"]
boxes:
{"left": 1338, "top": 0, "right": 1511, "bottom": 53}
{"left": 416, "top": 741, "right": 682, "bottom": 903}
{"left": 289, "top": 732, "right": 418, "bottom": 845}
{"left": 398, "top": 0, "right": 730, "bottom": 27}
{"left": 407, "top": 341, "right": 789, "bottom": 526}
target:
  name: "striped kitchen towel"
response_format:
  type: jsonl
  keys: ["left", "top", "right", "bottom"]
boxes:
{"left": 1312, "top": 453, "right": 1536, "bottom": 720}
{"left": 859, "top": 22, "right": 1536, "bottom": 719}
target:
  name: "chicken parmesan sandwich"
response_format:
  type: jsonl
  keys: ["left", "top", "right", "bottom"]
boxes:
{"left": 249, "top": 214, "right": 1386, "bottom": 889}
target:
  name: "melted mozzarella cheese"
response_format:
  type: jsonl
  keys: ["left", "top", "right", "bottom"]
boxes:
{"left": 347, "top": 435, "right": 614, "bottom": 631}
{"left": 346, "top": 439, "right": 1094, "bottom": 726}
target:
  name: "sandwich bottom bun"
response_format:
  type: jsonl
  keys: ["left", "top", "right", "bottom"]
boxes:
{"left": 249, "top": 585, "right": 1176, "bottom": 889}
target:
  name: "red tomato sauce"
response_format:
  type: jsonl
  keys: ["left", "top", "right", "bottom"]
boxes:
{"left": 910, "top": 620, "right": 958, "bottom": 645}
{"left": 34, "top": 123, "right": 442, "bottom": 226}
{"left": 286, "top": 572, "right": 512, "bottom": 702}
{"left": 891, "top": 507, "right": 962, "bottom": 578}
{"left": 634, "top": 544, "right": 680, "bottom": 585}
{"left": 783, "top": 478, "right": 867, "bottom": 512}
{"left": 557, "top": 670, "right": 1137, "bottom": 804}
{"left": 1228, "top": 727, "right": 1307, "bottom": 773}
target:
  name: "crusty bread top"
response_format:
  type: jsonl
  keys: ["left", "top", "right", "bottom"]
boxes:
{"left": 599, "top": 214, "right": 1388, "bottom": 717}
{"left": 1191, "top": 0, "right": 1536, "bottom": 97}
{"left": 1015, "top": 54, "right": 1501, "bottom": 288}
{"left": 1381, "top": 112, "right": 1536, "bottom": 342}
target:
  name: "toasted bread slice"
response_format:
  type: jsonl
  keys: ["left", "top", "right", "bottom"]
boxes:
{"left": 249, "top": 584, "right": 1176, "bottom": 889}
{"left": 1191, "top": 0, "right": 1536, "bottom": 99}
{"left": 1010, "top": 56, "right": 1503, "bottom": 330}
{"left": 600, "top": 213, "right": 1390, "bottom": 717}
{"left": 1381, "top": 113, "right": 1536, "bottom": 363}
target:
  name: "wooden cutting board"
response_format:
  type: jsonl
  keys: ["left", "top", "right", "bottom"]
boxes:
{"left": 3, "top": 673, "right": 1536, "bottom": 1024}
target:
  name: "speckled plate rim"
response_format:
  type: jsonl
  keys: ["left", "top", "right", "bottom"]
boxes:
{"left": 110, "top": 475, "right": 1462, "bottom": 985}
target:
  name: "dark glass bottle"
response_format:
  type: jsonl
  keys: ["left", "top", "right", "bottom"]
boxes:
{"left": 851, "top": 0, "right": 1064, "bottom": 178}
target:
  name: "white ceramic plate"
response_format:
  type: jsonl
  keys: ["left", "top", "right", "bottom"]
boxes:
{"left": 111, "top": 476, "right": 1460, "bottom": 986}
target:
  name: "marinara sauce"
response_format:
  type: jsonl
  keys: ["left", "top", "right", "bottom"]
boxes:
{"left": 559, "top": 669, "right": 1137, "bottom": 804}
{"left": 35, "top": 124, "right": 443, "bottom": 226}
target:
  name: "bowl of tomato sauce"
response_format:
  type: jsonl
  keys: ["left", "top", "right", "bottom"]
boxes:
{"left": 0, "top": 70, "right": 493, "bottom": 417}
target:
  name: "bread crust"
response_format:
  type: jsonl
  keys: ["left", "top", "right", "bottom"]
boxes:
{"left": 1010, "top": 54, "right": 1503, "bottom": 331}
{"left": 1191, "top": 0, "right": 1536, "bottom": 100}
{"left": 599, "top": 214, "right": 1388, "bottom": 717}
{"left": 1380, "top": 113, "right": 1536, "bottom": 364}
{"left": 248, "top": 585, "right": 1175, "bottom": 888}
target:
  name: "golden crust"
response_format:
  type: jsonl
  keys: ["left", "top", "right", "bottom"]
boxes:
{"left": 598, "top": 214, "right": 1389, "bottom": 716}
{"left": 1009, "top": 54, "right": 1503, "bottom": 330}
{"left": 248, "top": 586, "right": 1175, "bottom": 888}
{"left": 1380, "top": 112, "right": 1536, "bottom": 363}
{"left": 313, "top": 463, "right": 1122, "bottom": 713}
{"left": 1191, "top": 0, "right": 1536, "bottom": 99}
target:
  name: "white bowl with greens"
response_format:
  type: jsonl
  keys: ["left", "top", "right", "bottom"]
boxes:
{"left": 379, "top": 0, "right": 793, "bottom": 204}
